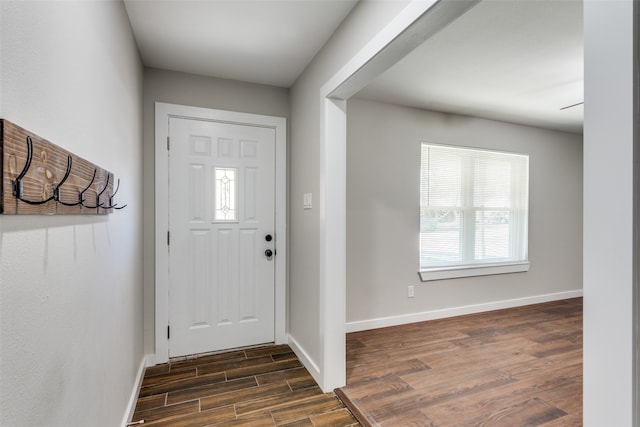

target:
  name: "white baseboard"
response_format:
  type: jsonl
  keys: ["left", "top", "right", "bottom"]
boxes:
{"left": 121, "top": 355, "right": 154, "bottom": 427}
{"left": 288, "top": 334, "right": 321, "bottom": 385}
{"left": 145, "top": 353, "right": 165, "bottom": 367}
{"left": 345, "top": 289, "right": 583, "bottom": 333}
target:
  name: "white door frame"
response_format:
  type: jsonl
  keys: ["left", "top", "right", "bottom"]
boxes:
{"left": 154, "top": 102, "right": 287, "bottom": 363}
{"left": 317, "top": 0, "right": 480, "bottom": 391}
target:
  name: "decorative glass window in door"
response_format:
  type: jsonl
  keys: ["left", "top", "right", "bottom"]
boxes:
{"left": 214, "top": 167, "right": 237, "bottom": 221}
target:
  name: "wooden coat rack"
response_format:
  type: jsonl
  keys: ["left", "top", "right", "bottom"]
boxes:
{"left": 0, "top": 119, "right": 126, "bottom": 215}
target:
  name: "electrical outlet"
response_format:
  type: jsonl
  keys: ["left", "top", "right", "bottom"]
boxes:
{"left": 408, "top": 285, "right": 415, "bottom": 298}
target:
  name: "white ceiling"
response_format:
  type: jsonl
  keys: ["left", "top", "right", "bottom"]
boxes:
{"left": 356, "top": 0, "right": 584, "bottom": 134}
{"left": 123, "top": 0, "right": 358, "bottom": 87}
{"left": 124, "top": 0, "right": 583, "bottom": 134}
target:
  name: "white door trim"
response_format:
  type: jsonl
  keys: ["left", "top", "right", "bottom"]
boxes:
{"left": 154, "top": 102, "right": 287, "bottom": 364}
{"left": 316, "top": 0, "right": 480, "bottom": 391}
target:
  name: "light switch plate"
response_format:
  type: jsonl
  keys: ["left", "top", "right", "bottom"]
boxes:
{"left": 303, "top": 193, "right": 312, "bottom": 210}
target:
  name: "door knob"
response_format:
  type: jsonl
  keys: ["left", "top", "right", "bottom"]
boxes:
{"left": 265, "top": 249, "right": 273, "bottom": 260}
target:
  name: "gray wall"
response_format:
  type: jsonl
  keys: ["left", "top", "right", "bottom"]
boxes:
{"left": 142, "top": 68, "right": 290, "bottom": 355}
{"left": 0, "top": 1, "right": 144, "bottom": 425}
{"left": 289, "top": 0, "right": 411, "bottom": 382}
{"left": 346, "top": 98, "right": 583, "bottom": 325}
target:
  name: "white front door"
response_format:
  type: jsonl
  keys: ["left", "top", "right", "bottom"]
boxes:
{"left": 168, "top": 117, "right": 276, "bottom": 357}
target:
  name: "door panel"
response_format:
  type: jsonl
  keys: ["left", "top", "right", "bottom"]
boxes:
{"left": 168, "top": 117, "right": 276, "bottom": 357}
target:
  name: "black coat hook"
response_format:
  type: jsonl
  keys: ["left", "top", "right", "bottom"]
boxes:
{"left": 99, "top": 177, "right": 127, "bottom": 210}
{"left": 11, "top": 136, "right": 33, "bottom": 198}
{"left": 53, "top": 154, "right": 81, "bottom": 206}
{"left": 78, "top": 169, "right": 97, "bottom": 207}
{"left": 81, "top": 172, "right": 126, "bottom": 210}
{"left": 80, "top": 169, "right": 106, "bottom": 209}
{"left": 94, "top": 173, "right": 111, "bottom": 209}
{"left": 12, "top": 135, "right": 71, "bottom": 206}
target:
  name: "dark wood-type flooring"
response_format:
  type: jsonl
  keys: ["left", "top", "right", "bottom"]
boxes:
{"left": 132, "top": 344, "right": 359, "bottom": 427}
{"left": 336, "top": 298, "right": 583, "bottom": 426}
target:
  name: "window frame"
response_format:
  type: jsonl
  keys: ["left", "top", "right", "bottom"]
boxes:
{"left": 419, "top": 142, "right": 530, "bottom": 281}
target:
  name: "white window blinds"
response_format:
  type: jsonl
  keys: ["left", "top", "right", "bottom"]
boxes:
{"left": 420, "top": 143, "right": 529, "bottom": 270}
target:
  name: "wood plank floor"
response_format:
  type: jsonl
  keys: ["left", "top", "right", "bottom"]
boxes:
{"left": 132, "top": 344, "right": 359, "bottom": 427}
{"left": 336, "top": 298, "right": 583, "bottom": 426}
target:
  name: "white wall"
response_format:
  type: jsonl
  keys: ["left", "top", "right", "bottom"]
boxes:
{"left": 0, "top": 1, "right": 144, "bottom": 426}
{"left": 346, "top": 98, "right": 583, "bottom": 327}
{"left": 142, "top": 68, "right": 289, "bottom": 355}
{"left": 289, "top": 0, "right": 410, "bottom": 383}
{"left": 583, "top": 0, "right": 636, "bottom": 425}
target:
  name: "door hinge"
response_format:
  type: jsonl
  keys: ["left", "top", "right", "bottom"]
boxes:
{"left": 167, "top": 230, "right": 170, "bottom": 245}
{"left": 167, "top": 136, "right": 170, "bottom": 151}
{"left": 167, "top": 325, "right": 170, "bottom": 340}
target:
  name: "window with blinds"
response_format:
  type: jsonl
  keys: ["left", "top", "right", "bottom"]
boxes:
{"left": 420, "top": 143, "right": 529, "bottom": 273}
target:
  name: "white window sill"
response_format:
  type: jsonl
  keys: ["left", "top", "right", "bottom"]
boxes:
{"left": 419, "top": 261, "right": 530, "bottom": 282}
